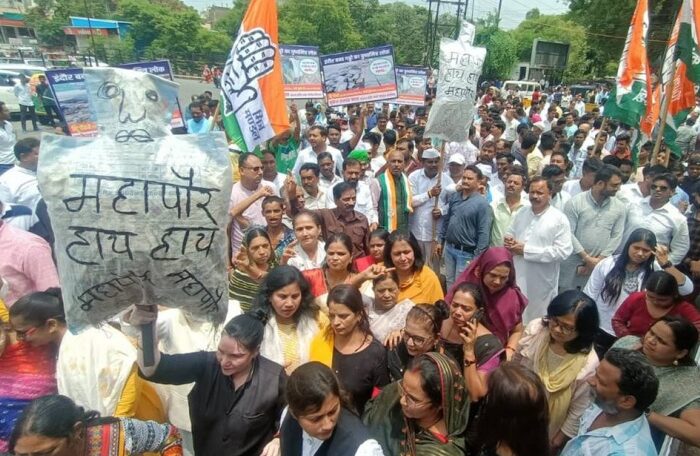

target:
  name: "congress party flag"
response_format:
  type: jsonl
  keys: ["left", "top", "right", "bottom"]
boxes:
{"left": 604, "top": 0, "right": 652, "bottom": 130}
{"left": 220, "top": 0, "right": 289, "bottom": 152}
{"left": 659, "top": 0, "right": 698, "bottom": 158}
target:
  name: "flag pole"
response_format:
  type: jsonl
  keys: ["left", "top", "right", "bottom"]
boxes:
{"left": 431, "top": 141, "right": 446, "bottom": 260}
{"left": 652, "top": 60, "right": 677, "bottom": 167}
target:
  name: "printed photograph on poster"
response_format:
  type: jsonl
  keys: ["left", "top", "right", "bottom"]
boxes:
{"left": 320, "top": 45, "right": 398, "bottom": 107}
{"left": 280, "top": 45, "right": 323, "bottom": 99}
{"left": 118, "top": 60, "right": 185, "bottom": 129}
{"left": 45, "top": 68, "right": 97, "bottom": 137}
{"left": 395, "top": 66, "right": 429, "bottom": 106}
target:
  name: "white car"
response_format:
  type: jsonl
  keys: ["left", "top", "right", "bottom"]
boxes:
{"left": 0, "top": 69, "right": 22, "bottom": 114}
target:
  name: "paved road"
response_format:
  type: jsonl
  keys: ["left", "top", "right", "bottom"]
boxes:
{"left": 11, "top": 77, "right": 216, "bottom": 142}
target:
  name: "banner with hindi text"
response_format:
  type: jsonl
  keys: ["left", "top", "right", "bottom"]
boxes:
{"left": 395, "top": 66, "right": 429, "bottom": 106}
{"left": 45, "top": 68, "right": 97, "bottom": 137}
{"left": 280, "top": 45, "right": 323, "bottom": 99}
{"left": 320, "top": 45, "right": 398, "bottom": 107}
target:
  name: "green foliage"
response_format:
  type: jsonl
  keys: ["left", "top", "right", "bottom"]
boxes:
{"left": 212, "top": 0, "right": 250, "bottom": 36}
{"left": 279, "top": 0, "right": 363, "bottom": 53}
{"left": 480, "top": 30, "right": 518, "bottom": 80}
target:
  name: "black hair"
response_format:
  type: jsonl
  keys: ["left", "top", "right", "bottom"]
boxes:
{"left": 495, "top": 152, "right": 515, "bottom": 163}
{"left": 286, "top": 361, "right": 351, "bottom": 417}
{"left": 369, "top": 228, "right": 390, "bottom": 243}
{"left": 652, "top": 172, "right": 678, "bottom": 191}
{"left": 223, "top": 310, "right": 268, "bottom": 351}
{"left": 539, "top": 131, "right": 556, "bottom": 150}
{"left": 516, "top": 123, "right": 530, "bottom": 135}
{"left": 300, "top": 162, "right": 321, "bottom": 177}
{"left": 542, "top": 164, "right": 565, "bottom": 179}
{"left": 544, "top": 290, "right": 599, "bottom": 354}
{"left": 602, "top": 155, "right": 621, "bottom": 167}
{"left": 9, "top": 395, "right": 100, "bottom": 452}
{"left": 332, "top": 181, "right": 356, "bottom": 201}
{"left": 343, "top": 158, "right": 361, "bottom": 170}
{"left": 292, "top": 210, "right": 322, "bottom": 229}
{"left": 362, "top": 131, "right": 382, "bottom": 146}
{"left": 645, "top": 270, "right": 680, "bottom": 301}
{"left": 324, "top": 233, "right": 354, "bottom": 272}
{"left": 645, "top": 164, "right": 668, "bottom": 178}
{"left": 492, "top": 119, "right": 506, "bottom": 132}
{"left": 10, "top": 288, "right": 66, "bottom": 326}
{"left": 261, "top": 195, "right": 285, "bottom": 210}
{"left": 521, "top": 132, "right": 539, "bottom": 150}
{"left": 477, "top": 363, "right": 550, "bottom": 456}
{"left": 528, "top": 175, "right": 553, "bottom": 192}
{"left": 188, "top": 100, "right": 203, "bottom": 111}
{"left": 252, "top": 265, "right": 319, "bottom": 322}
{"left": 405, "top": 354, "right": 445, "bottom": 407}
{"left": 372, "top": 269, "right": 400, "bottom": 287}
{"left": 601, "top": 228, "right": 657, "bottom": 305}
{"left": 406, "top": 302, "right": 449, "bottom": 337}
{"left": 464, "top": 164, "right": 484, "bottom": 180}
{"left": 14, "top": 137, "right": 40, "bottom": 161}
{"left": 243, "top": 226, "right": 271, "bottom": 247}
{"left": 604, "top": 348, "right": 659, "bottom": 412}
{"left": 594, "top": 164, "right": 623, "bottom": 184}
{"left": 451, "top": 282, "right": 485, "bottom": 310}
{"left": 384, "top": 230, "right": 424, "bottom": 273}
{"left": 308, "top": 125, "right": 327, "bottom": 137}
{"left": 658, "top": 315, "right": 699, "bottom": 366}
{"left": 579, "top": 157, "right": 603, "bottom": 175}
{"left": 383, "top": 129, "right": 397, "bottom": 147}
{"left": 327, "top": 284, "right": 371, "bottom": 336}
{"left": 317, "top": 151, "right": 333, "bottom": 163}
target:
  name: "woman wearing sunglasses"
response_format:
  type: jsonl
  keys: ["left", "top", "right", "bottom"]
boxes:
{"left": 363, "top": 352, "right": 468, "bottom": 455}
{"left": 512, "top": 289, "right": 600, "bottom": 454}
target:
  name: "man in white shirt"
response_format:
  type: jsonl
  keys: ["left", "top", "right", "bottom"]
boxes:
{"left": 505, "top": 177, "right": 573, "bottom": 323}
{"left": 13, "top": 74, "right": 38, "bottom": 132}
{"left": 624, "top": 173, "right": 690, "bottom": 265}
{"left": 542, "top": 165, "right": 571, "bottom": 211}
{"left": 261, "top": 150, "right": 286, "bottom": 195}
{"left": 317, "top": 152, "right": 343, "bottom": 192}
{"left": 292, "top": 125, "right": 343, "bottom": 176}
{"left": 298, "top": 163, "right": 330, "bottom": 210}
{"left": 409, "top": 148, "right": 452, "bottom": 273}
{"left": 0, "top": 101, "right": 16, "bottom": 174}
{"left": 563, "top": 157, "right": 603, "bottom": 198}
{"left": 0, "top": 137, "right": 42, "bottom": 210}
{"left": 574, "top": 94, "right": 586, "bottom": 117}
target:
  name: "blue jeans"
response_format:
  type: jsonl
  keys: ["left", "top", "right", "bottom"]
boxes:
{"left": 445, "top": 243, "right": 474, "bottom": 292}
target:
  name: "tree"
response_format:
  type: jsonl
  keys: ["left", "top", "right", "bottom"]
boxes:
{"left": 25, "top": 0, "right": 113, "bottom": 48}
{"left": 480, "top": 30, "right": 518, "bottom": 80}
{"left": 525, "top": 8, "right": 541, "bottom": 20}
{"left": 278, "top": 0, "right": 363, "bottom": 53}
{"left": 212, "top": 0, "right": 250, "bottom": 36}
{"left": 361, "top": 2, "right": 430, "bottom": 65}
{"left": 509, "top": 14, "right": 589, "bottom": 82}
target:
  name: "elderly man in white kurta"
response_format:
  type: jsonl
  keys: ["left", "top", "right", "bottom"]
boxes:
{"left": 505, "top": 177, "right": 573, "bottom": 323}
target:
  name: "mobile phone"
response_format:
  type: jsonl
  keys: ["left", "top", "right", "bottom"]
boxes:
{"left": 471, "top": 309, "right": 485, "bottom": 323}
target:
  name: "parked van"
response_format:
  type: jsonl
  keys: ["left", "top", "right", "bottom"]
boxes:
{"left": 502, "top": 80, "right": 541, "bottom": 99}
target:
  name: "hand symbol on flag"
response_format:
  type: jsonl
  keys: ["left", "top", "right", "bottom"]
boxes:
{"left": 222, "top": 28, "right": 276, "bottom": 115}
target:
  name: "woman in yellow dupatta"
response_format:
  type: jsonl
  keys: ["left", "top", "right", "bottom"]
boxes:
{"left": 512, "top": 290, "right": 600, "bottom": 453}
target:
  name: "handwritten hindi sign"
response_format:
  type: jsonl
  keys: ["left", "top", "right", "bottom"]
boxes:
{"left": 280, "top": 45, "right": 323, "bottom": 99}
{"left": 45, "top": 68, "right": 97, "bottom": 137}
{"left": 425, "top": 21, "right": 486, "bottom": 142}
{"left": 320, "top": 45, "right": 398, "bottom": 107}
{"left": 395, "top": 66, "right": 429, "bottom": 106}
{"left": 38, "top": 68, "right": 232, "bottom": 332}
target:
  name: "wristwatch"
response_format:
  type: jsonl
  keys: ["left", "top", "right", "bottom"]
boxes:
{"left": 660, "top": 261, "right": 673, "bottom": 269}
{"left": 463, "top": 358, "right": 476, "bottom": 368}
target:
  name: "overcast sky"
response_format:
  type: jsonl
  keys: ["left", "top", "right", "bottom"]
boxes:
{"left": 184, "top": 0, "right": 570, "bottom": 30}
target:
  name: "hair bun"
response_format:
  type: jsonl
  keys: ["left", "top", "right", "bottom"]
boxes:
{"left": 248, "top": 308, "right": 270, "bottom": 326}
{"left": 433, "top": 300, "right": 450, "bottom": 321}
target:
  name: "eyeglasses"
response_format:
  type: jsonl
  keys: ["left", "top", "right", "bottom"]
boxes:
{"left": 241, "top": 166, "right": 263, "bottom": 172}
{"left": 547, "top": 316, "right": 577, "bottom": 335}
{"left": 397, "top": 380, "right": 430, "bottom": 408}
{"left": 651, "top": 184, "right": 670, "bottom": 192}
{"left": 402, "top": 331, "right": 429, "bottom": 346}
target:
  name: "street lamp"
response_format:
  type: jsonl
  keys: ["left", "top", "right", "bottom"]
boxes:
{"left": 83, "top": 0, "right": 97, "bottom": 66}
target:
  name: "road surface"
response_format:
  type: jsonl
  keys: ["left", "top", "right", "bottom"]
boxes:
{"left": 12, "top": 76, "right": 215, "bottom": 142}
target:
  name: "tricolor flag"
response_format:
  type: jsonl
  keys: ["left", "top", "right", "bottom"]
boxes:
{"left": 220, "top": 0, "right": 289, "bottom": 152}
{"left": 659, "top": 0, "right": 698, "bottom": 158}
{"left": 604, "top": 0, "right": 652, "bottom": 129}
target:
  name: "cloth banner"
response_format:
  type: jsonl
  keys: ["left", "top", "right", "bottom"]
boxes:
{"left": 424, "top": 21, "right": 486, "bottom": 142}
{"left": 395, "top": 66, "right": 429, "bottom": 106}
{"left": 280, "top": 45, "right": 323, "bottom": 99}
{"left": 320, "top": 45, "right": 398, "bottom": 107}
{"left": 37, "top": 67, "right": 232, "bottom": 332}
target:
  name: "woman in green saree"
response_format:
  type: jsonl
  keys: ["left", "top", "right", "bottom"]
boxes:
{"left": 612, "top": 315, "right": 700, "bottom": 450}
{"left": 363, "top": 352, "right": 468, "bottom": 456}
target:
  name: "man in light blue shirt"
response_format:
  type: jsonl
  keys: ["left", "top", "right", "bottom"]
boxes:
{"left": 561, "top": 348, "right": 659, "bottom": 456}
{"left": 186, "top": 100, "right": 211, "bottom": 134}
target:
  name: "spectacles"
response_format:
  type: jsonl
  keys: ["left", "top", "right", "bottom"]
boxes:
{"left": 547, "top": 316, "right": 577, "bottom": 335}
{"left": 241, "top": 166, "right": 263, "bottom": 172}
{"left": 397, "top": 380, "right": 430, "bottom": 408}
{"left": 402, "top": 331, "right": 429, "bottom": 346}
{"left": 651, "top": 184, "right": 670, "bottom": 192}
